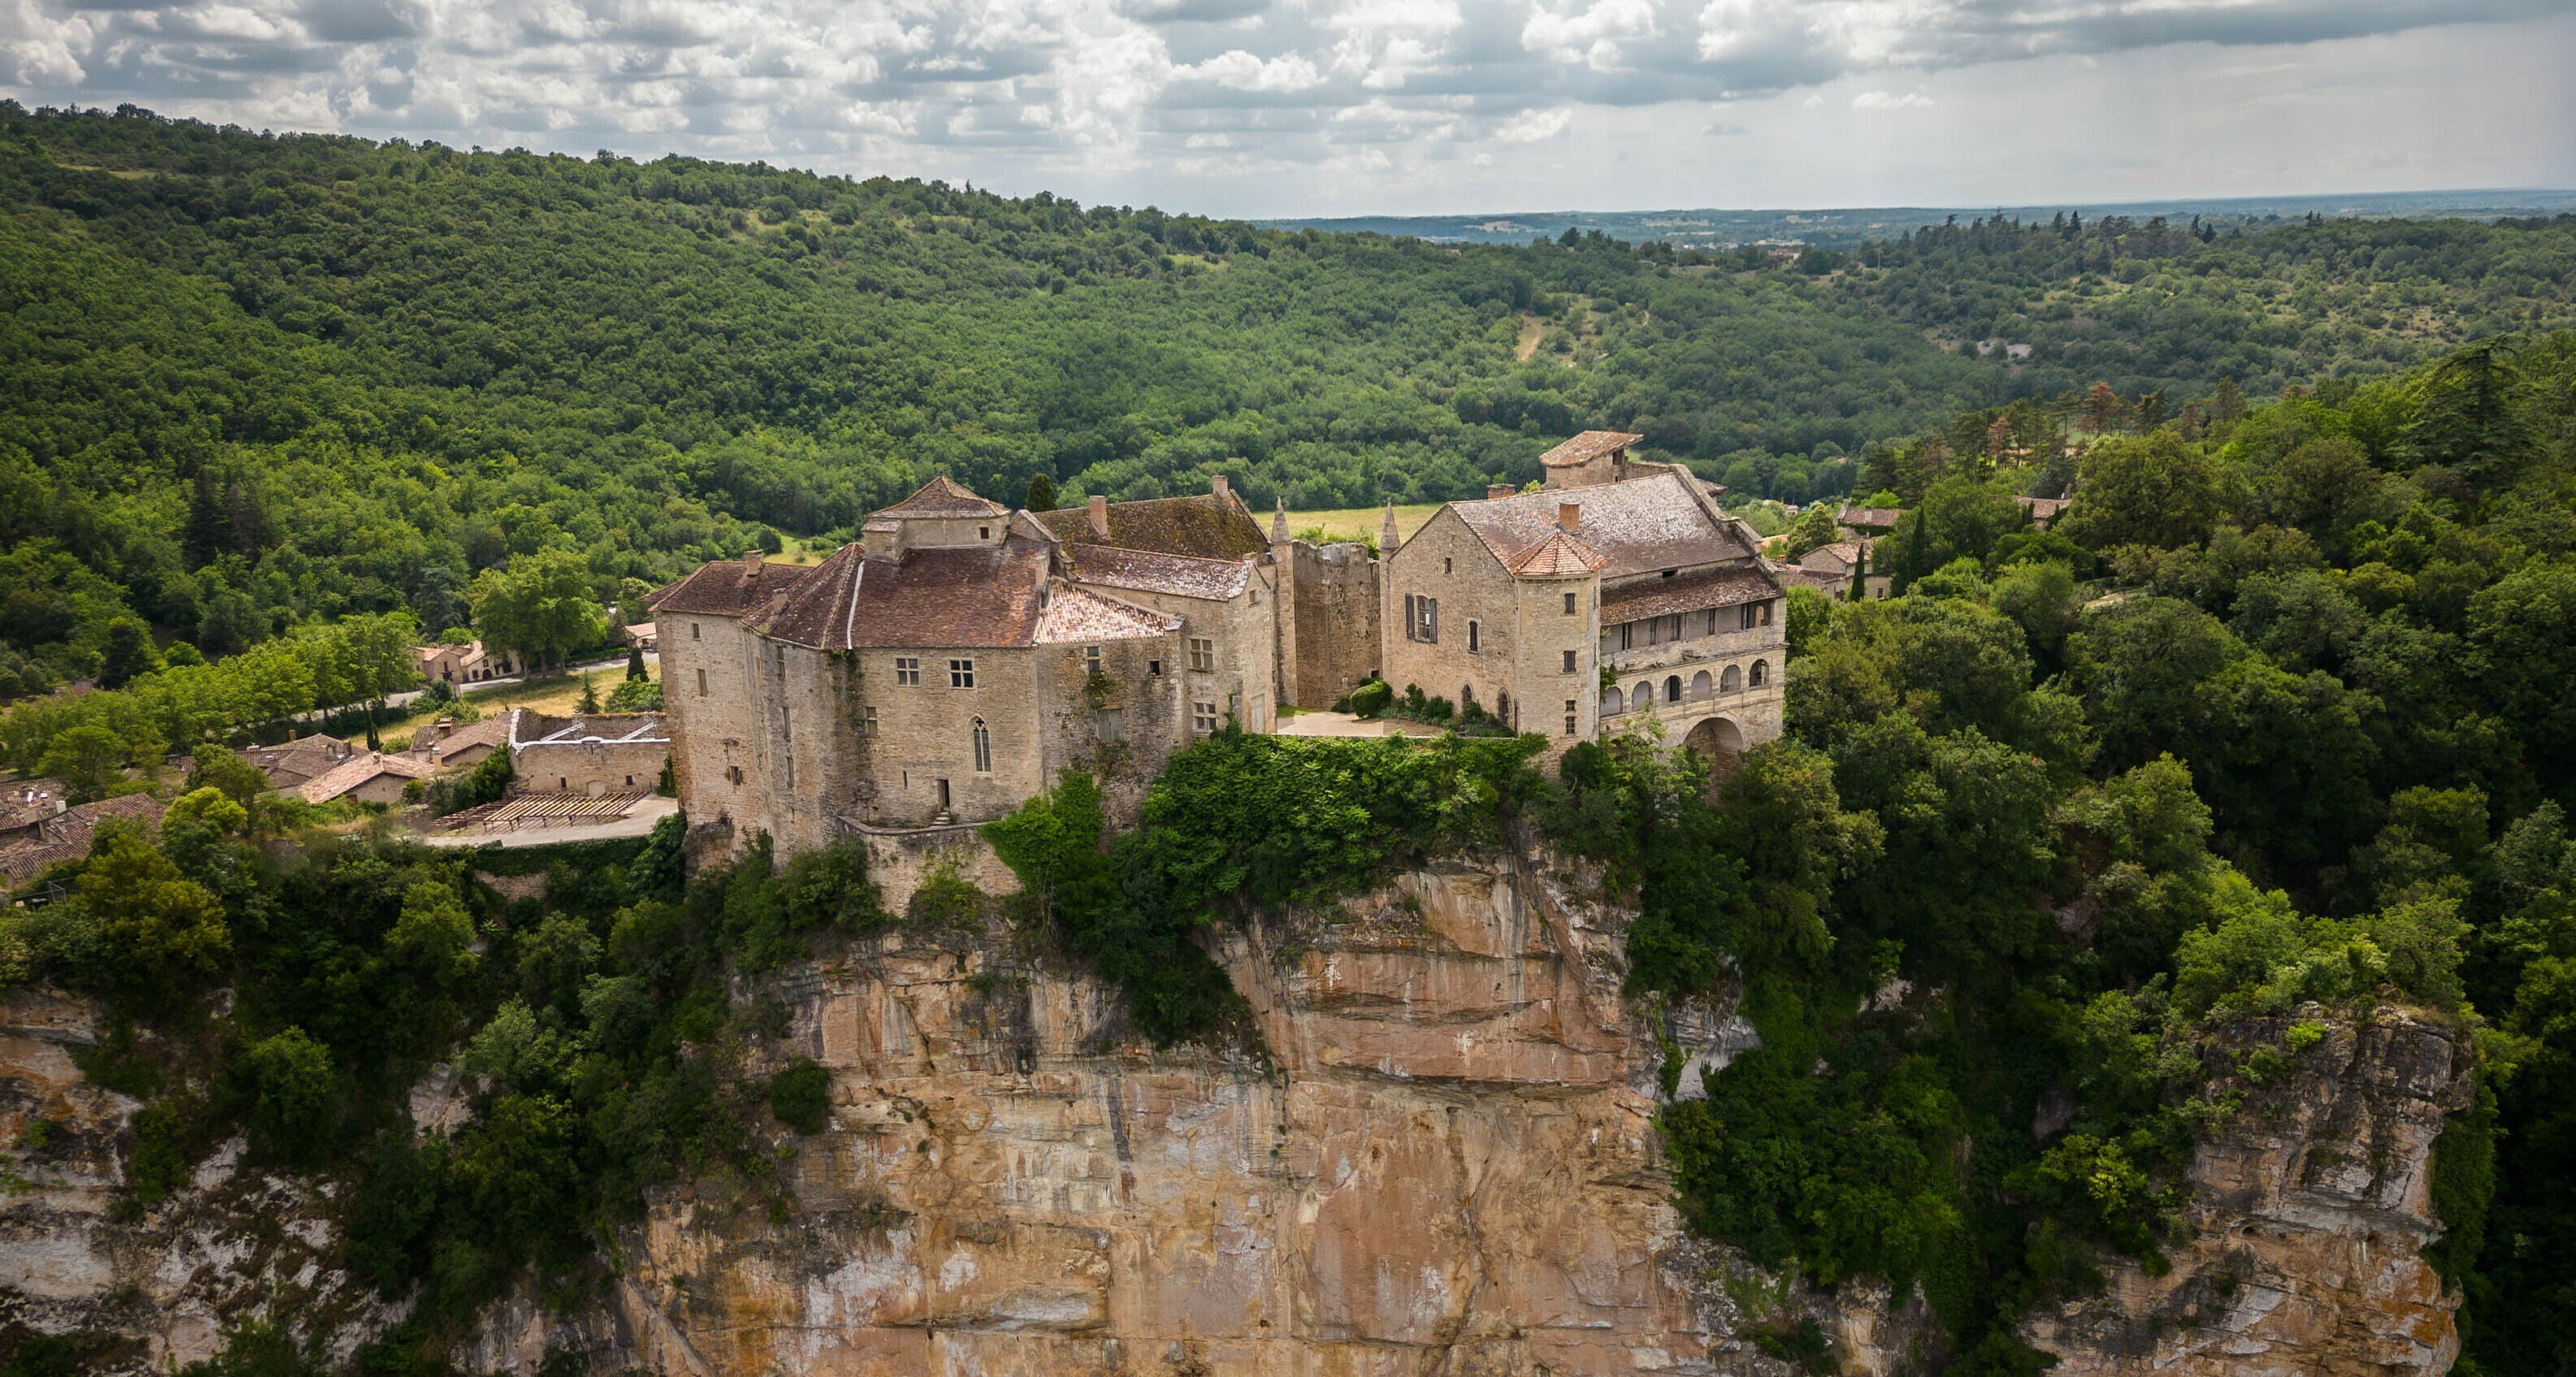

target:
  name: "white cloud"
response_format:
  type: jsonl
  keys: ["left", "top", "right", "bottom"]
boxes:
{"left": 1176, "top": 47, "right": 1322, "bottom": 90}
{"left": 1495, "top": 104, "right": 1572, "bottom": 141}
{"left": 1851, "top": 89, "right": 1930, "bottom": 109}
{"left": 1522, "top": 0, "right": 1657, "bottom": 69}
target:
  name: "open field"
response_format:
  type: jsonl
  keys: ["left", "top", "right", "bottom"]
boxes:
{"left": 1282, "top": 504, "right": 1443, "bottom": 547}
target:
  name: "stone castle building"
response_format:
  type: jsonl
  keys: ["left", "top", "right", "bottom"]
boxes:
{"left": 653, "top": 433, "right": 1785, "bottom": 861}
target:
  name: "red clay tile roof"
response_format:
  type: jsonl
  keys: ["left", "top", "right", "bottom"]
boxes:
{"left": 298, "top": 751, "right": 439, "bottom": 804}
{"left": 1033, "top": 493, "right": 1269, "bottom": 561}
{"left": 424, "top": 712, "right": 513, "bottom": 761}
{"left": 1837, "top": 505, "right": 1907, "bottom": 530}
{"left": 1601, "top": 567, "right": 1782, "bottom": 621}
{"left": 1450, "top": 473, "right": 1739, "bottom": 578}
{"left": 1504, "top": 530, "right": 1609, "bottom": 577}
{"left": 244, "top": 734, "right": 355, "bottom": 786}
{"left": 1066, "top": 544, "right": 1251, "bottom": 600}
{"left": 649, "top": 556, "right": 822, "bottom": 617}
{"left": 878, "top": 475, "right": 1011, "bottom": 518}
{"left": 1539, "top": 430, "right": 1645, "bottom": 468}
{"left": 0, "top": 839, "right": 85, "bottom": 886}
{"left": 40, "top": 793, "right": 165, "bottom": 847}
{"left": 0, "top": 778, "right": 67, "bottom": 832}
{"left": 1799, "top": 539, "right": 1871, "bottom": 573}
{"left": 1034, "top": 587, "right": 1180, "bottom": 643}
{"left": 746, "top": 538, "right": 1056, "bottom": 650}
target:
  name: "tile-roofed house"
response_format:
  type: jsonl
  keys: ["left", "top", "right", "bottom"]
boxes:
{"left": 740, "top": 539, "right": 1060, "bottom": 651}
{"left": 650, "top": 550, "right": 822, "bottom": 619}
{"left": 1796, "top": 539, "right": 1889, "bottom": 601}
{"left": 1386, "top": 438, "right": 1786, "bottom": 765}
{"left": 0, "top": 778, "right": 68, "bottom": 842}
{"left": 414, "top": 713, "right": 513, "bottom": 769}
{"left": 0, "top": 790, "right": 168, "bottom": 884}
{"left": 1034, "top": 586, "right": 1184, "bottom": 643}
{"left": 244, "top": 734, "right": 357, "bottom": 789}
{"left": 299, "top": 751, "right": 438, "bottom": 805}
{"left": 418, "top": 639, "right": 524, "bottom": 685}
{"left": 0, "top": 839, "right": 83, "bottom": 887}
{"left": 1539, "top": 430, "right": 1646, "bottom": 470}
{"left": 1836, "top": 505, "right": 1906, "bottom": 534}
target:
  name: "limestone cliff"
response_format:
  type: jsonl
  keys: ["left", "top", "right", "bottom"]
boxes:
{"left": 0, "top": 847, "right": 2475, "bottom": 1376}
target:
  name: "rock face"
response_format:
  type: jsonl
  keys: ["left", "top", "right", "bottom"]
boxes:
{"left": 1, "top": 849, "right": 2474, "bottom": 1377}
{"left": 2021, "top": 1010, "right": 2474, "bottom": 1377}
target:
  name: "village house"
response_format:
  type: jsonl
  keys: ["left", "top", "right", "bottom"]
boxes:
{"left": 1, "top": 779, "right": 67, "bottom": 846}
{"left": 298, "top": 751, "right": 438, "bottom": 806}
{"left": 1380, "top": 431, "right": 1789, "bottom": 765}
{"left": 1795, "top": 539, "right": 1892, "bottom": 600}
{"left": 410, "top": 715, "right": 512, "bottom": 770}
{"left": 416, "top": 639, "right": 526, "bottom": 686}
{"left": 242, "top": 734, "right": 356, "bottom": 790}
{"left": 0, "top": 793, "right": 164, "bottom": 888}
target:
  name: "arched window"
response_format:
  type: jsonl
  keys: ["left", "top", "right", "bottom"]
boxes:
{"left": 1690, "top": 670, "right": 1712, "bottom": 700}
{"left": 1664, "top": 674, "right": 1682, "bottom": 704}
{"left": 971, "top": 717, "right": 992, "bottom": 773}
{"left": 1496, "top": 691, "right": 1511, "bottom": 727}
{"left": 1629, "top": 682, "right": 1652, "bottom": 713}
{"left": 1602, "top": 688, "right": 1624, "bottom": 717}
{"left": 1720, "top": 665, "right": 1741, "bottom": 694}
{"left": 1461, "top": 683, "right": 1477, "bottom": 708}
{"left": 1750, "top": 659, "right": 1769, "bottom": 687}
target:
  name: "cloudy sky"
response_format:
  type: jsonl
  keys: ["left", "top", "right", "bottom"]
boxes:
{"left": 3, "top": 0, "right": 2571, "bottom": 217}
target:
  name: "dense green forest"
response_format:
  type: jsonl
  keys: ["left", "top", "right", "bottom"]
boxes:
{"left": 7, "top": 103, "right": 2576, "bottom": 717}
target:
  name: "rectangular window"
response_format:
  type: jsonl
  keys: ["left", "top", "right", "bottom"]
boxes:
{"left": 1083, "top": 644, "right": 1102, "bottom": 675}
{"left": 1408, "top": 595, "right": 1437, "bottom": 643}
{"left": 1619, "top": 622, "right": 1634, "bottom": 651}
{"left": 695, "top": 668, "right": 708, "bottom": 696}
{"left": 1760, "top": 600, "right": 1775, "bottom": 626}
{"left": 1706, "top": 609, "right": 1721, "bottom": 636}
{"left": 1665, "top": 614, "right": 1683, "bottom": 641}
{"left": 1562, "top": 649, "right": 1577, "bottom": 673}
{"left": 895, "top": 656, "right": 921, "bottom": 685}
{"left": 861, "top": 707, "right": 878, "bottom": 736}
{"left": 1095, "top": 708, "right": 1124, "bottom": 743}
{"left": 1193, "top": 701, "right": 1218, "bottom": 734}
{"left": 1564, "top": 699, "right": 1578, "bottom": 736}
{"left": 1188, "top": 638, "right": 1215, "bottom": 673}
{"left": 1148, "top": 659, "right": 1163, "bottom": 676}
{"left": 1466, "top": 620, "right": 1480, "bottom": 653}
{"left": 1740, "top": 605, "right": 1758, "bottom": 630}
{"left": 691, "top": 622, "right": 700, "bottom": 640}
{"left": 783, "top": 756, "right": 794, "bottom": 788}
{"left": 1564, "top": 591, "right": 1577, "bottom": 615}
{"left": 950, "top": 658, "right": 975, "bottom": 688}
{"left": 780, "top": 705, "right": 791, "bottom": 741}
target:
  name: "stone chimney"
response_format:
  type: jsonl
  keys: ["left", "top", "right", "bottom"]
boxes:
{"left": 434, "top": 719, "right": 456, "bottom": 739}
{"left": 742, "top": 549, "right": 764, "bottom": 578}
{"left": 1271, "top": 496, "right": 1290, "bottom": 545}
{"left": 1210, "top": 474, "right": 1230, "bottom": 499}
{"left": 1088, "top": 494, "right": 1110, "bottom": 539}
{"left": 1487, "top": 483, "right": 1516, "bottom": 501}
{"left": 1558, "top": 501, "right": 1581, "bottom": 534}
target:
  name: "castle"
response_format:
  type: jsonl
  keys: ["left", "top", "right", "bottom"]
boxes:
{"left": 651, "top": 432, "right": 1785, "bottom": 861}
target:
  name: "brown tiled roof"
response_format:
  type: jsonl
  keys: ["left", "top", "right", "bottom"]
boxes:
{"left": 1450, "top": 473, "right": 1738, "bottom": 578}
{"left": 649, "top": 556, "right": 822, "bottom": 617}
{"left": 245, "top": 734, "right": 354, "bottom": 787}
{"left": 2015, "top": 495, "right": 2071, "bottom": 526}
{"left": 0, "top": 840, "right": 82, "bottom": 886}
{"left": 1066, "top": 544, "right": 1251, "bottom": 600}
{"left": 1033, "top": 493, "right": 1268, "bottom": 561}
{"left": 1539, "top": 431, "right": 1644, "bottom": 468}
{"left": 425, "top": 712, "right": 513, "bottom": 762}
{"left": 1601, "top": 567, "right": 1782, "bottom": 622}
{"left": 878, "top": 475, "right": 1011, "bottom": 518}
{"left": 1799, "top": 539, "right": 1870, "bottom": 573}
{"left": 298, "top": 751, "right": 438, "bottom": 804}
{"left": 39, "top": 794, "right": 165, "bottom": 848}
{"left": 747, "top": 538, "right": 1056, "bottom": 651}
{"left": 1033, "top": 587, "right": 1180, "bottom": 643}
{"left": 0, "top": 778, "right": 67, "bottom": 832}
{"left": 1837, "top": 506, "right": 1906, "bottom": 530}
{"left": 1503, "top": 530, "right": 1608, "bottom": 577}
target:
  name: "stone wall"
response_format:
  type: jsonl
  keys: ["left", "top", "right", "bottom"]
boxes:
{"left": 1287, "top": 541, "right": 1381, "bottom": 708}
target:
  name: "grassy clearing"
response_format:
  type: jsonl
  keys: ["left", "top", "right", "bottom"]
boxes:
{"left": 362, "top": 660, "right": 661, "bottom": 747}
{"left": 1283, "top": 503, "right": 1442, "bottom": 547}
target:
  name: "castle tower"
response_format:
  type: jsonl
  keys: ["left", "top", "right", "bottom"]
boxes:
{"left": 1271, "top": 496, "right": 1299, "bottom": 709}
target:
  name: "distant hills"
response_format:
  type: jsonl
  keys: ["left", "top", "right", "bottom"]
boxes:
{"left": 1259, "top": 188, "right": 2576, "bottom": 250}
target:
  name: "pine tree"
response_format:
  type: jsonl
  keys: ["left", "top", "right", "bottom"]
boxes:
{"left": 577, "top": 673, "right": 601, "bottom": 714}
{"left": 224, "top": 478, "right": 274, "bottom": 559}
{"left": 183, "top": 468, "right": 229, "bottom": 570}
{"left": 627, "top": 645, "right": 648, "bottom": 682}
{"left": 2078, "top": 381, "right": 2126, "bottom": 434}
{"left": 2211, "top": 378, "right": 2246, "bottom": 426}
{"left": 1024, "top": 473, "right": 1058, "bottom": 512}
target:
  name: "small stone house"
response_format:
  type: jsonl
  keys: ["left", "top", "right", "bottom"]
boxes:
{"left": 1797, "top": 539, "right": 1891, "bottom": 600}
{"left": 243, "top": 734, "right": 356, "bottom": 790}
{"left": 508, "top": 712, "right": 671, "bottom": 797}
{"left": 298, "top": 751, "right": 437, "bottom": 806}
{"left": 0, "top": 778, "right": 67, "bottom": 845}
{"left": 413, "top": 715, "right": 512, "bottom": 770}
{"left": 416, "top": 639, "right": 525, "bottom": 685}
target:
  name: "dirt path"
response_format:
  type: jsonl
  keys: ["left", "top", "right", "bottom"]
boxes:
{"left": 1513, "top": 313, "right": 1544, "bottom": 361}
